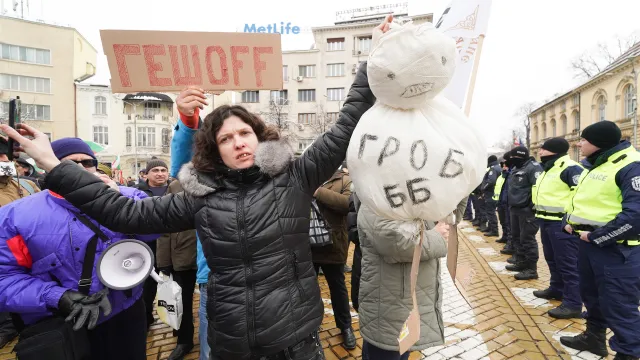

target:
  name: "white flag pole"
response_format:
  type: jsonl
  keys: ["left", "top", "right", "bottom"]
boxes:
{"left": 463, "top": 34, "right": 486, "bottom": 117}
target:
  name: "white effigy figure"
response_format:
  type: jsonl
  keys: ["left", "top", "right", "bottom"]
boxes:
{"left": 346, "top": 20, "right": 486, "bottom": 223}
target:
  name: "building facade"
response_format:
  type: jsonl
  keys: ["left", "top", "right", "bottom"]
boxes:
{"left": 530, "top": 44, "right": 639, "bottom": 161}
{"left": 0, "top": 15, "right": 97, "bottom": 140}
{"left": 76, "top": 84, "right": 223, "bottom": 179}
{"left": 217, "top": 10, "right": 433, "bottom": 154}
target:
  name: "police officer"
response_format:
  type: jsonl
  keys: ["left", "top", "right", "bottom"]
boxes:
{"left": 481, "top": 155, "right": 501, "bottom": 237}
{"left": 532, "top": 137, "right": 584, "bottom": 319}
{"left": 471, "top": 185, "right": 485, "bottom": 228}
{"left": 505, "top": 146, "right": 543, "bottom": 280}
{"left": 561, "top": 121, "right": 640, "bottom": 360}
{"left": 495, "top": 153, "right": 512, "bottom": 245}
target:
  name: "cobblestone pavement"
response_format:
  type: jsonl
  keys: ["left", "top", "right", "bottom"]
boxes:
{"left": 0, "top": 220, "right": 627, "bottom": 360}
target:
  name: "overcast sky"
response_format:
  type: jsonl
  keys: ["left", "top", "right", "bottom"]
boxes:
{"left": 11, "top": 0, "right": 640, "bottom": 146}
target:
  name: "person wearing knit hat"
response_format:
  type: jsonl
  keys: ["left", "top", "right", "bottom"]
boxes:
{"left": 479, "top": 155, "right": 501, "bottom": 237}
{"left": 133, "top": 158, "right": 171, "bottom": 333}
{"left": 0, "top": 131, "right": 159, "bottom": 359}
{"left": 504, "top": 145, "right": 543, "bottom": 281}
{"left": 560, "top": 121, "right": 640, "bottom": 359}
{"left": 531, "top": 137, "right": 584, "bottom": 320}
{"left": 495, "top": 152, "right": 512, "bottom": 246}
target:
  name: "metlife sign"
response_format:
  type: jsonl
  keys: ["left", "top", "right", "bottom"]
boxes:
{"left": 242, "top": 22, "right": 311, "bottom": 35}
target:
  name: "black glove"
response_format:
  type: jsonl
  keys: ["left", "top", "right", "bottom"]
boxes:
{"left": 58, "top": 289, "right": 112, "bottom": 331}
{"left": 157, "top": 266, "right": 173, "bottom": 276}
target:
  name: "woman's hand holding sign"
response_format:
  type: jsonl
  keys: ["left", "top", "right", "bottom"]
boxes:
{"left": 177, "top": 86, "right": 208, "bottom": 116}
{"left": 0, "top": 123, "right": 60, "bottom": 172}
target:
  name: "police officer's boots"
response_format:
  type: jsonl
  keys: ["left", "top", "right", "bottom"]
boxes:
{"left": 484, "top": 229, "right": 499, "bottom": 237}
{"left": 559, "top": 325, "right": 608, "bottom": 357}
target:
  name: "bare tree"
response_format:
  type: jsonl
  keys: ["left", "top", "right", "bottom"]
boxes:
{"left": 514, "top": 102, "right": 537, "bottom": 149}
{"left": 0, "top": 100, "right": 39, "bottom": 130}
{"left": 259, "top": 99, "right": 300, "bottom": 143}
{"left": 571, "top": 32, "right": 639, "bottom": 79}
{"left": 309, "top": 103, "right": 337, "bottom": 136}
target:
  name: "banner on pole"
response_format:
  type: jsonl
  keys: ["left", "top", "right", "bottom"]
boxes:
{"left": 436, "top": 0, "right": 493, "bottom": 109}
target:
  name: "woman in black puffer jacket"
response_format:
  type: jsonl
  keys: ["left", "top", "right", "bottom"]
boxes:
{"left": 6, "top": 60, "right": 377, "bottom": 359}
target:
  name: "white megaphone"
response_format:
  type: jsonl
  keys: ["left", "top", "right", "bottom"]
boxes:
{"left": 97, "top": 239, "right": 163, "bottom": 290}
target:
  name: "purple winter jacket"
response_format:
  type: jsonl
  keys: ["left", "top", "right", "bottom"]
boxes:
{"left": 0, "top": 187, "right": 158, "bottom": 326}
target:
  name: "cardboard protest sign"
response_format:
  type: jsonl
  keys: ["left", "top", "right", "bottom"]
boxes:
{"left": 101, "top": 30, "right": 283, "bottom": 93}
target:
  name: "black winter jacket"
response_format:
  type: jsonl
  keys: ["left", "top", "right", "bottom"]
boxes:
{"left": 44, "top": 63, "right": 375, "bottom": 360}
{"left": 507, "top": 157, "right": 543, "bottom": 209}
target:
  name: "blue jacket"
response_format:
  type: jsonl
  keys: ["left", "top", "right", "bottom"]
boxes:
{"left": 170, "top": 118, "right": 210, "bottom": 285}
{"left": 0, "top": 187, "right": 158, "bottom": 325}
{"left": 498, "top": 169, "right": 510, "bottom": 204}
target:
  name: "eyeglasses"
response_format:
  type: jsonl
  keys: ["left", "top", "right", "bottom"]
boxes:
{"left": 71, "top": 159, "right": 98, "bottom": 168}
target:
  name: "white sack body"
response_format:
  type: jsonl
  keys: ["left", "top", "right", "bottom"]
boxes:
{"left": 346, "top": 21, "right": 486, "bottom": 222}
{"left": 346, "top": 99, "right": 485, "bottom": 221}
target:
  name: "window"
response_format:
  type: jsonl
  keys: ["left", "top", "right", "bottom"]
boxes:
{"left": 597, "top": 96, "right": 606, "bottom": 121}
{"left": 541, "top": 111, "right": 546, "bottom": 120}
{"left": 242, "top": 91, "right": 259, "bottom": 103}
{"left": 2, "top": 103, "right": 51, "bottom": 120}
{"left": 298, "top": 113, "right": 317, "bottom": 125}
{"left": 126, "top": 127, "right": 132, "bottom": 146}
{"left": 357, "top": 36, "right": 372, "bottom": 54}
{"left": 162, "top": 128, "right": 170, "bottom": 147}
{"left": 561, "top": 101, "right": 566, "bottom": 111}
{"left": 23, "top": 104, "right": 50, "bottom": 120}
{"left": 327, "top": 38, "right": 345, "bottom": 51}
{"left": 550, "top": 119, "right": 556, "bottom": 137}
{"left": 624, "top": 84, "right": 635, "bottom": 116}
{"left": 144, "top": 102, "right": 161, "bottom": 118}
{"left": 573, "top": 94, "right": 580, "bottom": 107}
{"left": 533, "top": 126, "right": 539, "bottom": 142}
{"left": 327, "top": 88, "right": 344, "bottom": 101}
{"left": 298, "top": 138, "right": 313, "bottom": 151}
{"left": 542, "top": 123, "right": 547, "bottom": 139}
{"left": 574, "top": 112, "right": 580, "bottom": 131}
{"left": 137, "top": 127, "right": 156, "bottom": 147}
{"left": 298, "top": 65, "right": 316, "bottom": 78}
{"left": 561, "top": 115, "right": 567, "bottom": 135}
{"left": 1, "top": 43, "right": 51, "bottom": 65}
{"left": 326, "top": 63, "right": 344, "bottom": 77}
{"left": 282, "top": 65, "right": 288, "bottom": 82}
{"left": 95, "top": 96, "right": 107, "bottom": 115}
{"left": 327, "top": 112, "right": 339, "bottom": 123}
{"left": 43, "top": 132, "right": 52, "bottom": 142}
{"left": 270, "top": 90, "right": 288, "bottom": 105}
{"left": 93, "top": 125, "right": 109, "bottom": 145}
{"left": 298, "top": 89, "right": 316, "bottom": 102}
{"left": 0, "top": 74, "right": 50, "bottom": 93}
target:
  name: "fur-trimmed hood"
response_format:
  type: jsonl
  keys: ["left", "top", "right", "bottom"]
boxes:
{"left": 178, "top": 140, "right": 294, "bottom": 197}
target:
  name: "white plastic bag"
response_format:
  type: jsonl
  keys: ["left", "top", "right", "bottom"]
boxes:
{"left": 345, "top": 20, "right": 486, "bottom": 222}
{"left": 156, "top": 274, "right": 183, "bottom": 330}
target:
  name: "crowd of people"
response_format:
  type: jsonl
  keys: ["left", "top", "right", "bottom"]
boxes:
{"left": 0, "top": 13, "right": 638, "bottom": 360}
{"left": 466, "top": 121, "right": 640, "bottom": 360}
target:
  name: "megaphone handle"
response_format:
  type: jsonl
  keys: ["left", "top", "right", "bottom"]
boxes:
{"left": 150, "top": 268, "right": 163, "bottom": 284}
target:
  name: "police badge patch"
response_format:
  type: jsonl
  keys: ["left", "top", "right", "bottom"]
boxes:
{"left": 572, "top": 175, "right": 581, "bottom": 186}
{"left": 632, "top": 176, "right": 640, "bottom": 191}
{"left": 534, "top": 172, "right": 541, "bottom": 179}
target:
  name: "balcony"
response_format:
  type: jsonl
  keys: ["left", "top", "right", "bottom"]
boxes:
{"left": 123, "top": 145, "right": 171, "bottom": 155}
{"left": 126, "top": 114, "right": 170, "bottom": 122}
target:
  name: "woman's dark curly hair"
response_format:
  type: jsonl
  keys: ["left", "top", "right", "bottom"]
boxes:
{"left": 192, "top": 105, "right": 280, "bottom": 172}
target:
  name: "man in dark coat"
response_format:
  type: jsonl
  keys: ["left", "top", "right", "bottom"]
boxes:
{"left": 312, "top": 164, "right": 356, "bottom": 349}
